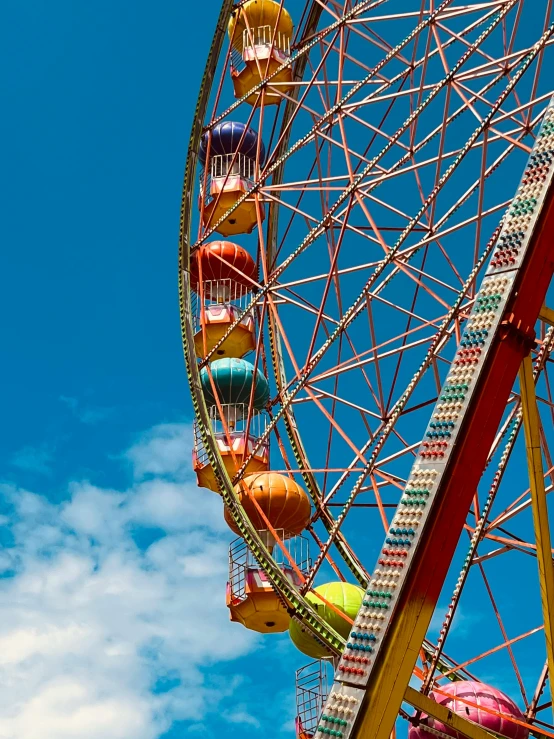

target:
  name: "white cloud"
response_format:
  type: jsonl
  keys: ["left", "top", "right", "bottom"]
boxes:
{"left": 428, "top": 602, "right": 479, "bottom": 642}
{"left": 2, "top": 677, "right": 157, "bottom": 739}
{"left": 59, "top": 396, "right": 113, "bottom": 425}
{"left": 0, "top": 423, "right": 258, "bottom": 739}
{"left": 129, "top": 479, "right": 226, "bottom": 533}
{"left": 11, "top": 445, "right": 53, "bottom": 475}
{"left": 61, "top": 484, "right": 126, "bottom": 540}
{"left": 124, "top": 423, "right": 194, "bottom": 481}
{"left": 223, "top": 708, "right": 261, "bottom": 729}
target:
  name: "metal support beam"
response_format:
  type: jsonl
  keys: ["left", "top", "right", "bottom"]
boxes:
{"left": 519, "top": 354, "right": 554, "bottom": 719}
{"left": 314, "top": 96, "right": 554, "bottom": 739}
{"left": 539, "top": 306, "right": 554, "bottom": 328}
{"left": 404, "top": 687, "right": 497, "bottom": 739}
{"left": 527, "top": 661, "right": 549, "bottom": 721}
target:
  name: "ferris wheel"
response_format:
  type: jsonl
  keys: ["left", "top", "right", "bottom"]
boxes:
{"left": 179, "top": 1, "right": 554, "bottom": 738}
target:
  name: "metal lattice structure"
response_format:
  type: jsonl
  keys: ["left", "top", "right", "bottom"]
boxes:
{"left": 296, "top": 660, "right": 333, "bottom": 737}
{"left": 179, "top": 1, "right": 554, "bottom": 737}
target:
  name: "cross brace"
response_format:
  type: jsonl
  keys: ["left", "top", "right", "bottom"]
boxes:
{"left": 404, "top": 686, "right": 498, "bottom": 739}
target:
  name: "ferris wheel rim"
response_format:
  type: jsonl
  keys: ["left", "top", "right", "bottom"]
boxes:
{"left": 179, "top": 0, "right": 351, "bottom": 657}
{"left": 181, "top": 0, "right": 554, "bottom": 720}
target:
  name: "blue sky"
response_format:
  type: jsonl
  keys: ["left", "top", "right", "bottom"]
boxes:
{"left": 1, "top": 1, "right": 306, "bottom": 737}
{"left": 1, "top": 1, "right": 552, "bottom": 737}
{"left": 2, "top": 0, "right": 190, "bottom": 486}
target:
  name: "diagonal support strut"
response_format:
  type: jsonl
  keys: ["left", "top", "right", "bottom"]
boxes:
{"left": 313, "top": 96, "right": 554, "bottom": 739}
{"left": 404, "top": 686, "right": 498, "bottom": 739}
{"left": 519, "top": 354, "right": 554, "bottom": 719}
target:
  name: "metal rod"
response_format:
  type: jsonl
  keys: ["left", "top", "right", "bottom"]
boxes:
{"left": 519, "top": 353, "right": 554, "bottom": 720}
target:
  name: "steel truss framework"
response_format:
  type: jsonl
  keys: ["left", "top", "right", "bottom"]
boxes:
{"left": 179, "top": 1, "right": 554, "bottom": 737}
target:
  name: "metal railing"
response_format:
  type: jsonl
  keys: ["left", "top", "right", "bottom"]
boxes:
{"left": 198, "top": 153, "right": 256, "bottom": 205}
{"left": 295, "top": 660, "right": 333, "bottom": 738}
{"left": 211, "top": 152, "right": 256, "bottom": 180}
{"left": 193, "top": 301, "right": 252, "bottom": 335}
{"left": 193, "top": 405, "right": 269, "bottom": 466}
{"left": 192, "top": 418, "right": 209, "bottom": 466}
{"left": 230, "top": 26, "right": 291, "bottom": 74}
{"left": 210, "top": 403, "right": 268, "bottom": 433}
{"left": 243, "top": 25, "right": 291, "bottom": 55}
{"left": 192, "top": 280, "right": 255, "bottom": 326}
{"left": 228, "top": 533, "right": 311, "bottom": 604}
{"left": 230, "top": 46, "right": 244, "bottom": 72}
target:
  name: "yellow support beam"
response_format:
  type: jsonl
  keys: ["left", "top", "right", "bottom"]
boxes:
{"left": 404, "top": 686, "right": 497, "bottom": 739}
{"left": 539, "top": 305, "right": 554, "bottom": 328}
{"left": 519, "top": 354, "right": 554, "bottom": 717}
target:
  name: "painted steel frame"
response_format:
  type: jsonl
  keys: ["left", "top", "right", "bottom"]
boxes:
{"left": 321, "top": 96, "right": 554, "bottom": 739}
{"left": 519, "top": 353, "right": 554, "bottom": 714}
{"left": 179, "top": 2, "right": 554, "bottom": 736}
